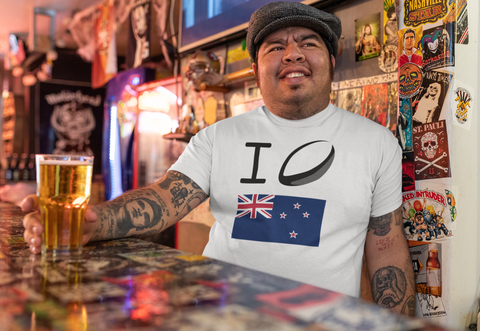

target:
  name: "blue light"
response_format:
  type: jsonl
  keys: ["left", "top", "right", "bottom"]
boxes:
{"left": 130, "top": 76, "right": 140, "bottom": 86}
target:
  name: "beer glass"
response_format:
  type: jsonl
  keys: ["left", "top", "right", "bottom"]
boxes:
{"left": 36, "top": 155, "right": 94, "bottom": 256}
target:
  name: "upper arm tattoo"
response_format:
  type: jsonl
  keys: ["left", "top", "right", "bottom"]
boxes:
{"left": 368, "top": 206, "right": 402, "bottom": 236}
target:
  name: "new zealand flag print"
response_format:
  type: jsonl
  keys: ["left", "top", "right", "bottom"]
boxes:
{"left": 231, "top": 194, "right": 326, "bottom": 246}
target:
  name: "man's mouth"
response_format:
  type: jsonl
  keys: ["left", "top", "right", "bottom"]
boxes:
{"left": 286, "top": 72, "right": 305, "bottom": 78}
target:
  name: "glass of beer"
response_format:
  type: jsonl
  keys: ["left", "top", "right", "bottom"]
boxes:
{"left": 36, "top": 155, "right": 94, "bottom": 256}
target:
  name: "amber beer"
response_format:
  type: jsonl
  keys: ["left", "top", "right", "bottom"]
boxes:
{"left": 36, "top": 155, "right": 93, "bottom": 255}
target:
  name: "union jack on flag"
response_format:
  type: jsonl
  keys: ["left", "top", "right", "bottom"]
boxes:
{"left": 232, "top": 194, "right": 326, "bottom": 246}
{"left": 236, "top": 194, "right": 275, "bottom": 218}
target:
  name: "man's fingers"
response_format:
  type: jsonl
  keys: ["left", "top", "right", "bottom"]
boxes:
{"left": 20, "top": 195, "right": 40, "bottom": 213}
{"left": 23, "top": 212, "right": 43, "bottom": 254}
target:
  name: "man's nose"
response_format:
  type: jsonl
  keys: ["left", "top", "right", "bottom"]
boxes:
{"left": 283, "top": 44, "right": 305, "bottom": 63}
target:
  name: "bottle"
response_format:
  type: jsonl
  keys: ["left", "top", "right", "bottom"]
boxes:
{"left": 27, "top": 154, "right": 36, "bottom": 181}
{"left": 20, "top": 153, "right": 29, "bottom": 181}
{"left": 426, "top": 243, "right": 442, "bottom": 297}
{"left": 11, "top": 153, "right": 20, "bottom": 181}
{"left": 4, "top": 153, "right": 12, "bottom": 181}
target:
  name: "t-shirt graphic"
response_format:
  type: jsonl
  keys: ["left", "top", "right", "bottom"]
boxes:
{"left": 232, "top": 194, "right": 326, "bottom": 246}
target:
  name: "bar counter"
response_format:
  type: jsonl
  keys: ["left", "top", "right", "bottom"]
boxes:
{"left": 0, "top": 201, "right": 453, "bottom": 331}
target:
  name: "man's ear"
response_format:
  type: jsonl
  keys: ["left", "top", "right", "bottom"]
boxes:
{"left": 330, "top": 54, "right": 336, "bottom": 68}
{"left": 252, "top": 62, "right": 257, "bottom": 75}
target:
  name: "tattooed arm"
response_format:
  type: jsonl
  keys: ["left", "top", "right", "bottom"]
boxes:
{"left": 364, "top": 206, "right": 416, "bottom": 316}
{"left": 89, "top": 170, "right": 208, "bottom": 241}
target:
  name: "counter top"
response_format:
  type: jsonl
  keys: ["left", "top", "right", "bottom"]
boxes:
{"left": 0, "top": 202, "right": 451, "bottom": 331}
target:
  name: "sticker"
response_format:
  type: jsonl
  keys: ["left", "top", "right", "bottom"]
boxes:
{"left": 412, "top": 120, "right": 450, "bottom": 180}
{"left": 399, "top": 27, "right": 423, "bottom": 68}
{"left": 453, "top": 87, "right": 472, "bottom": 124}
{"left": 411, "top": 71, "right": 452, "bottom": 126}
{"left": 420, "top": 23, "right": 455, "bottom": 71}
{"left": 445, "top": 189, "right": 457, "bottom": 221}
{"left": 362, "top": 83, "right": 389, "bottom": 127}
{"left": 169, "top": 284, "right": 222, "bottom": 305}
{"left": 383, "top": 1, "right": 398, "bottom": 47}
{"left": 118, "top": 250, "right": 182, "bottom": 268}
{"left": 398, "top": 99, "right": 413, "bottom": 152}
{"left": 174, "top": 254, "right": 208, "bottom": 262}
{"left": 402, "top": 189, "right": 453, "bottom": 241}
{"left": 402, "top": 152, "right": 415, "bottom": 192}
{"left": 58, "top": 257, "right": 130, "bottom": 274}
{"left": 399, "top": 63, "right": 422, "bottom": 99}
{"left": 403, "top": 0, "right": 448, "bottom": 27}
{"left": 409, "top": 242, "right": 447, "bottom": 318}
{"left": 1, "top": 236, "right": 26, "bottom": 244}
{"left": 378, "top": 45, "right": 398, "bottom": 73}
{"left": 454, "top": 0, "right": 469, "bottom": 44}
{"left": 47, "top": 282, "right": 127, "bottom": 303}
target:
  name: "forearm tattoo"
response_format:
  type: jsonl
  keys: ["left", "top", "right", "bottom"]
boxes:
{"left": 401, "top": 295, "right": 416, "bottom": 316}
{"left": 371, "top": 266, "right": 407, "bottom": 309}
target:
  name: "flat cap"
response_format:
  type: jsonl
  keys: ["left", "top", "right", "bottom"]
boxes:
{"left": 247, "top": 1, "right": 342, "bottom": 61}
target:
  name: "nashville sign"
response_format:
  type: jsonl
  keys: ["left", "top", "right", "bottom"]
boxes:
{"left": 403, "top": 0, "right": 448, "bottom": 27}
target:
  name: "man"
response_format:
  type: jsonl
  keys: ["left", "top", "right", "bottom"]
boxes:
{"left": 23, "top": 2, "right": 414, "bottom": 316}
{"left": 399, "top": 29, "right": 422, "bottom": 67}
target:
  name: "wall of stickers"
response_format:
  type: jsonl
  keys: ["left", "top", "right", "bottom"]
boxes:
{"left": 397, "top": 0, "right": 479, "bottom": 328}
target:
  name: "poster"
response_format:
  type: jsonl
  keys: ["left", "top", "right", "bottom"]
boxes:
{"left": 402, "top": 152, "right": 415, "bottom": 192}
{"left": 411, "top": 70, "right": 452, "bottom": 126}
{"left": 409, "top": 242, "right": 447, "bottom": 318}
{"left": 92, "top": 0, "right": 117, "bottom": 89}
{"left": 355, "top": 13, "right": 381, "bottom": 61}
{"left": 336, "top": 88, "right": 362, "bottom": 115}
{"left": 454, "top": 0, "right": 469, "bottom": 44}
{"left": 126, "top": 0, "right": 151, "bottom": 69}
{"left": 412, "top": 120, "right": 450, "bottom": 180}
{"left": 38, "top": 83, "right": 105, "bottom": 175}
{"left": 402, "top": 189, "right": 453, "bottom": 242}
{"left": 362, "top": 83, "right": 389, "bottom": 126}
{"left": 379, "top": 0, "right": 399, "bottom": 73}
{"left": 398, "top": 98, "right": 413, "bottom": 152}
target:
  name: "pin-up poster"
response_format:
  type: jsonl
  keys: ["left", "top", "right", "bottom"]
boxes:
{"left": 355, "top": 13, "right": 381, "bottom": 62}
{"left": 336, "top": 88, "right": 362, "bottom": 115}
{"left": 411, "top": 70, "right": 452, "bottom": 126}
{"left": 412, "top": 120, "right": 450, "bottom": 180}
{"left": 362, "top": 84, "right": 388, "bottom": 126}
{"left": 409, "top": 242, "right": 447, "bottom": 318}
{"left": 420, "top": 23, "right": 455, "bottom": 72}
{"left": 402, "top": 189, "right": 453, "bottom": 242}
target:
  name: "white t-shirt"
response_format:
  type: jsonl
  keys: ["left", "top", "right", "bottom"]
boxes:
{"left": 170, "top": 103, "right": 402, "bottom": 297}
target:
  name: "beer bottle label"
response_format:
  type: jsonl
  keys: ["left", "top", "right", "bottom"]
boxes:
{"left": 426, "top": 267, "right": 441, "bottom": 287}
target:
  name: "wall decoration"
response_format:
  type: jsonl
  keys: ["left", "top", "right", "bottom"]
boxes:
{"left": 362, "top": 83, "right": 389, "bottom": 126}
{"left": 398, "top": 98, "right": 413, "bottom": 152}
{"left": 402, "top": 189, "right": 453, "bottom": 242}
{"left": 355, "top": 13, "right": 381, "bottom": 62}
{"left": 126, "top": 0, "right": 151, "bottom": 69}
{"left": 336, "top": 88, "right": 362, "bottom": 115}
{"left": 403, "top": 0, "right": 448, "bottom": 28}
{"left": 399, "top": 63, "right": 422, "bottom": 99}
{"left": 420, "top": 23, "right": 455, "bottom": 72}
{"left": 445, "top": 189, "right": 457, "bottom": 222}
{"left": 402, "top": 152, "right": 415, "bottom": 192}
{"left": 412, "top": 120, "right": 450, "bottom": 180}
{"left": 411, "top": 71, "right": 452, "bottom": 126}
{"left": 384, "top": 0, "right": 398, "bottom": 46}
{"left": 378, "top": 45, "right": 399, "bottom": 73}
{"left": 399, "top": 27, "right": 423, "bottom": 67}
{"left": 454, "top": 0, "right": 469, "bottom": 44}
{"left": 409, "top": 242, "right": 447, "bottom": 318}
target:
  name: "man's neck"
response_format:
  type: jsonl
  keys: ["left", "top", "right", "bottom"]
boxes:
{"left": 404, "top": 48, "right": 414, "bottom": 56}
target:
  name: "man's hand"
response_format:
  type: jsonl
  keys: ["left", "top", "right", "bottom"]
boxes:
{"left": 21, "top": 195, "right": 99, "bottom": 254}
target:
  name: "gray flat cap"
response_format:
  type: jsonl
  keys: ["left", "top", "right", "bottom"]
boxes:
{"left": 247, "top": 1, "right": 342, "bottom": 61}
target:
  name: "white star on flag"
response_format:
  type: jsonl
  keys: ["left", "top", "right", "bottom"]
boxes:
{"left": 303, "top": 212, "right": 310, "bottom": 218}
{"left": 280, "top": 212, "right": 287, "bottom": 219}
{"left": 293, "top": 203, "right": 301, "bottom": 209}
{"left": 290, "top": 230, "right": 298, "bottom": 238}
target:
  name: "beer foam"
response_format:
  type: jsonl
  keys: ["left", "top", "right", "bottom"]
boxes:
{"left": 39, "top": 160, "right": 93, "bottom": 166}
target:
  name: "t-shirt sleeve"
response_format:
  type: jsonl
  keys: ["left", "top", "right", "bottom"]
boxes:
{"left": 168, "top": 128, "right": 213, "bottom": 195}
{"left": 370, "top": 129, "right": 402, "bottom": 217}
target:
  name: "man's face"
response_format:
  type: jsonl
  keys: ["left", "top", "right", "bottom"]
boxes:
{"left": 404, "top": 32, "right": 415, "bottom": 51}
{"left": 126, "top": 199, "right": 154, "bottom": 227}
{"left": 252, "top": 26, "right": 334, "bottom": 119}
